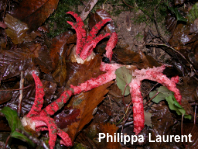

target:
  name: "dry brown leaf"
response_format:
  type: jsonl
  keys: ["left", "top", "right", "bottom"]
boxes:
{"left": 100, "top": 123, "right": 121, "bottom": 149}
{"left": 52, "top": 57, "right": 67, "bottom": 86}
{"left": 66, "top": 81, "right": 113, "bottom": 141}
{"left": 50, "top": 31, "right": 73, "bottom": 69}
{"left": 183, "top": 123, "right": 198, "bottom": 148}
{"left": 89, "top": 9, "right": 116, "bottom": 33}
{"left": 112, "top": 47, "right": 142, "bottom": 65}
{"left": 66, "top": 55, "right": 103, "bottom": 86}
{"left": 4, "top": 14, "right": 32, "bottom": 44}
{"left": 11, "top": 0, "right": 59, "bottom": 31}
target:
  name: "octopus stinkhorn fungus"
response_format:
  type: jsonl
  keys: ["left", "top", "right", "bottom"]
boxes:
{"left": 21, "top": 11, "right": 182, "bottom": 149}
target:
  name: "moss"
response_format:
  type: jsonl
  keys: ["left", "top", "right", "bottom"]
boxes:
{"left": 46, "top": 0, "right": 82, "bottom": 38}
{"left": 135, "top": 32, "right": 144, "bottom": 40}
{"left": 45, "top": 0, "right": 170, "bottom": 38}
{"left": 122, "top": 0, "right": 168, "bottom": 23}
{"left": 133, "top": 14, "right": 148, "bottom": 24}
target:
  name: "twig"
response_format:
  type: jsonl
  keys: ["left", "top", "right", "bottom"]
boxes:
{"left": 153, "top": 6, "right": 169, "bottom": 44}
{"left": 144, "top": 91, "right": 160, "bottom": 107}
{"left": 122, "top": 0, "right": 134, "bottom": 9}
{"left": 3, "top": 0, "right": 8, "bottom": 20}
{"left": 16, "top": 129, "right": 49, "bottom": 149}
{"left": 80, "top": 0, "right": 98, "bottom": 21}
{"left": 146, "top": 43, "right": 193, "bottom": 67}
{"left": 143, "top": 83, "right": 159, "bottom": 100}
{"left": 117, "top": 121, "right": 133, "bottom": 128}
{"left": 17, "top": 71, "right": 24, "bottom": 116}
{"left": 0, "top": 84, "right": 32, "bottom": 92}
{"left": 194, "top": 105, "right": 197, "bottom": 125}
{"left": 4, "top": 135, "right": 10, "bottom": 149}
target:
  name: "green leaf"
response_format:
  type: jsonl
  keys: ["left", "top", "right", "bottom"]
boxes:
{"left": 150, "top": 86, "right": 191, "bottom": 120}
{"left": 115, "top": 66, "right": 132, "bottom": 96}
{"left": 165, "top": 96, "right": 184, "bottom": 115}
{"left": 158, "top": 86, "right": 174, "bottom": 96}
{"left": 144, "top": 111, "right": 152, "bottom": 127}
{"left": 149, "top": 86, "right": 173, "bottom": 103}
{"left": 0, "top": 107, "right": 23, "bottom": 132}
{"left": 166, "top": 2, "right": 187, "bottom": 22}
{"left": 11, "top": 131, "right": 34, "bottom": 147}
{"left": 0, "top": 107, "right": 35, "bottom": 146}
{"left": 149, "top": 91, "right": 166, "bottom": 103}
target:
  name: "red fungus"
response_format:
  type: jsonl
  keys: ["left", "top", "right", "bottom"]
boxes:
{"left": 22, "top": 11, "right": 183, "bottom": 149}
{"left": 67, "top": 11, "right": 117, "bottom": 63}
{"left": 129, "top": 65, "right": 182, "bottom": 134}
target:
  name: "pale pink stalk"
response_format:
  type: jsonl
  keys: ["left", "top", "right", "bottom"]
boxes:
{"left": 71, "top": 62, "right": 121, "bottom": 94}
{"left": 129, "top": 65, "right": 182, "bottom": 135}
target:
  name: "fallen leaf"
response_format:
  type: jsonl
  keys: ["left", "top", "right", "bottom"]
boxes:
{"left": 52, "top": 57, "right": 67, "bottom": 86}
{"left": 50, "top": 31, "right": 73, "bottom": 69}
{"left": 4, "top": 14, "right": 31, "bottom": 44}
{"left": 150, "top": 86, "right": 191, "bottom": 119}
{"left": 144, "top": 111, "right": 152, "bottom": 127}
{"left": 54, "top": 107, "right": 80, "bottom": 129}
{"left": 11, "top": 0, "right": 59, "bottom": 31}
{"left": 115, "top": 66, "right": 132, "bottom": 96}
{"left": 0, "top": 107, "right": 34, "bottom": 146}
{"left": 99, "top": 123, "right": 121, "bottom": 149}
{"left": 89, "top": 9, "right": 116, "bottom": 33}
{"left": 0, "top": 90, "right": 12, "bottom": 104}
{"left": 66, "top": 81, "right": 113, "bottom": 141}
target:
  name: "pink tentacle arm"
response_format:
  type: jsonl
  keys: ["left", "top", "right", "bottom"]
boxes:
{"left": 87, "top": 19, "right": 111, "bottom": 39}
{"left": 129, "top": 79, "right": 144, "bottom": 135}
{"left": 67, "top": 11, "right": 116, "bottom": 62}
{"left": 31, "top": 116, "right": 72, "bottom": 149}
{"left": 70, "top": 62, "right": 121, "bottom": 94}
{"left": 80, "top": 33, "right": 111, "bottom": 60}
{"left": 26, "top": 72, "right": 44, "bottom": 118}
{"left": 129, "top": 65, "right": 182, "bottom": 135}
{"left": 66, "top": 11, "right": 87, "bottom": 56}
{"left": 79, "top": 18, "right": 112, "bottom": 60}
{"left": 105, "top": 32, "right": 118, "bottom": 61}
{"left": 132, "top": 65, "right": 181, "bottom": 102}
{"left": 22, "top": 73, "right": 73, "bottom": 149}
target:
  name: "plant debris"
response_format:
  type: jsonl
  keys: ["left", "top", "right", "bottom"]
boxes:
{"left": 0, "top": 0, "right": 198, "bottom": 149}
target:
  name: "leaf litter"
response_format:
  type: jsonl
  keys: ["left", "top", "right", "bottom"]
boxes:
{"left": 0, "top": 0, "right": 198, "bottom": 148}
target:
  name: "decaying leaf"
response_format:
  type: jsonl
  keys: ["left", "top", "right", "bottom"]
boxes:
{"left": 89, "top": 9, "right": 116, "bottom": 33}
{"left": 50, "top": 31, "right": 73, "bottom": 69}
{"left": 100, "top": 123, "right": 121, "bottom": 149}
{"left": 183, "top": 123, "right": 198, "bottom": 148}
{"left": 54, "top": 107, "right": 80, "bottom": 129}
{"left": 0, "top": 90, "right": 12, "bottom": 104}
{"left": 52, "top": 57, "right": 67, "bottom": 86}
{"left": 0, "top": 49, "right": 34, "bottom": 80}
{"left": 150, "top": 102, "right": 178, "bottom": 148}
{"left": 4, "top": 14, "right": 31, "bottom": 44}
{"left": 11, "top": 0, "right": 59, "bottom": 31}
{"left": 66, "top": 81, "right": 113, "bottom": 141}
{"left": 144, "top": 111, "right": 152, "bottom": 127}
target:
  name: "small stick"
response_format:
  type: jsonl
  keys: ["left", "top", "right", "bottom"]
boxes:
{"left": 0, "top": 84, "right": 32, "bottom": 92}
{"left": 80, "top": 0, "right": 98, "bottom": 21}
{"left": 194, "top": 104, "right": 197, "bottom": 125}
{"left": 153, "top": 6, "right": 168, "bottom": 45}
{"left": 17, "top": 71, "right": 24, "bottom": 116}
{"left": 144, "top": 91, "right": 160, "bottom": 107}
